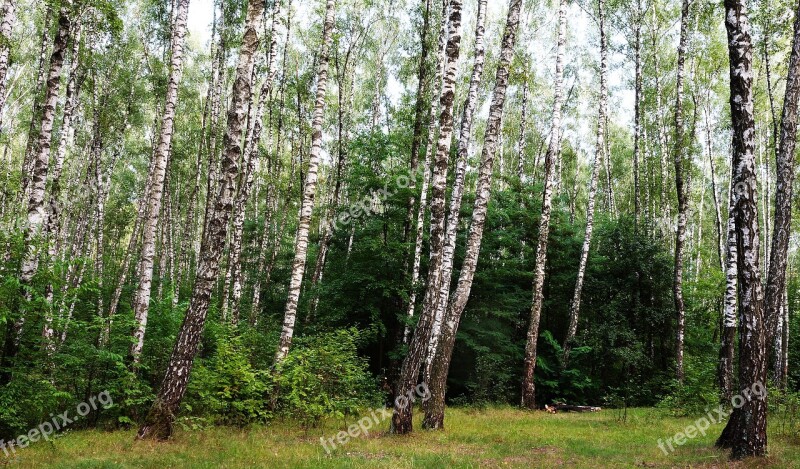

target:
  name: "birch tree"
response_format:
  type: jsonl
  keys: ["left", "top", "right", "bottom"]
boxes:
{"left": 391, "top": 0, "right": 463, "bottom": 435}
{"left": 0, "top": 0, "right": 16, "bottom": 133}
{"left": 275, "top": 0, "right": 336, "bottom": 363}
{"left": 764, "top": 0, "right": 800, "bottom": 377}
{"left": 404, "top": 0, "right": 449, "bottom": 342}
{"left": 5, "top": 0, "right": 74, "bottom": 371}
{"left": 521, "top": 0, "right": 567, "bottom": 410}
{"left": 424, "top": 0, "right": 522, "bottom": 430}
{"left": 130, "top": 0, "right": 191, "bottom": 365}
{"left": 137, "top": 0, "right": 267, "bottom": 440}
{"left": 672, "top": 0, "right": 690, "bottom": 383}
{"left": 563, "top": 0, "right": 607, "bottom": 364}
{"left": 423, "top": 0, "right": 486, "bottom": 382}
{"left": 715, "top": 0, "right": 767, "bottom": 456}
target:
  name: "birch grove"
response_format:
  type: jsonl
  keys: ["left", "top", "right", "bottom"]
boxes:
{"left": 0, "top": 0, "right": 797, "bottom": 462}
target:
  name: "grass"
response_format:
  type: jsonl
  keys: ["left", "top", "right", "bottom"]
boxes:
{"left": 4, "top": 407, "right": 800, "bottom": 468}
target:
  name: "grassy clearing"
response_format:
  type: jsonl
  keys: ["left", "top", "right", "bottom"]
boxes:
{"left": 4, "top": 407, "right": 800, "bottom": 468}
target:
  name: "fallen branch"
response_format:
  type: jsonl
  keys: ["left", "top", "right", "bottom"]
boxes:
{"left": 545, "top": 404, "right": 601, "bottom": 413}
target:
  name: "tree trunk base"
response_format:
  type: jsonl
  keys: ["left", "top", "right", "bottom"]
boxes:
{"left": 422, "top": 410, "right": 444, "bottom": 430}
{"left": 136, "top": 401, "right": 175, "bottom": 441}
{"left": 390, "top": 407, "right": 413, "bottom": 435}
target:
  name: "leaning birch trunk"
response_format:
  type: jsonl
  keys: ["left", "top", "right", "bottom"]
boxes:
{"left": 423, "top": 0, "right": 521, "bottom": 430}
{"left": 129, "top": 0, "right": 190, "bottom": 366}
{"left": 423, "top": 0, "right": 486, "bottom": 384}
{"left": 715, "top": 0, "right": 768, "bottom": 457}
{"left": 403, "top": 0, "right": 450, "bottom": 343}
{"left": 227, "top": 0, "right": 283, "bottom": 324}
{"left": 252, "top": 24, "right": 291, "bottom": 325}
{"left": 201, "top": 9, "right": 227, "bottom": 244}
{"left": 108, "top": 156, "right": 155, "bottom": 332}
{"left": 11, "top": 0, "right": 72, "bottom": 360}
{"left": 672, "top": 0, "right": 690, "bottom": 383}
{"left": 137, "top": 0, "right": 266, "bottom": 441}
{"left": 308, "top": 33, "right": 356, "bottom": 319}
{"left": 42, "top": 23, "right": 81, "bottom": 345}
{"left": 392, "top": 0, "right": 463, "bottom": 435}
{"left": 765, "top": 0, "right": 800, "bottom": 371}
{"left": 563, "top": 0, "right": 607, "bottom": 364}
{"left": 275, "top": 0, "right": 336, "bottom": 363}
{"left": 19, "top": 5, "right": 52, "bottom": 202}
{"left": 391, "top": 0, "right": 461, "bottom": 434}
{"left": 521, "top": 0, "right": 566, "bottom": 410}
{"left": 0, "top": 0, "right": 17, "bottom": 133}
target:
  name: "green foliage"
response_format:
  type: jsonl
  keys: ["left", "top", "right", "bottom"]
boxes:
{"left": 186, "top": 335, "right": 272, "bottom": 427}
{"left": 273, "top": 329, "right": 381, "bottom": 428}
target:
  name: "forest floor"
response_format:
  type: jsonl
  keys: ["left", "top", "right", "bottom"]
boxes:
{"left": 5, "top": 407, "right": 800, "bottom": 468}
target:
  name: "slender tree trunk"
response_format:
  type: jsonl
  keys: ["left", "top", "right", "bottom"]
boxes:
{"left": 92, "top": 122, "right": 107, "bottom": 333}
{"left": 0, "top": 0, "right": 17, "bottom": 134}
{"left": 423, "top": 0, "right": 485, "bottom": 383}
{"left": 130, "top": 0, "right": 191, "bottom": 366}
{"left": 517, "top": 77, "right": 528, "bottom": 180}
{"left": 225, "top": 0, "right": 284, "bottom": 325}
{"left": 563, "top": 0, "right": 607, "bottom": 363}
{"left": 20, "top": 5, "right": 52, "bottom": 202}
{"left": 603, "top": 136, "right": 615, "bottom": 215}
{"left": 137, "top": 0, "right": 267, "bottom": 440}
{"left": 765, "top": 0, "right": 800, "bottom": 375}
{"left": 403, "top": 0, "right": 449, "bottom": 343}
{"left": 403, "top": 0, "right": 432, "bottom": 248}
{"left": 201, "top": 7, "right": 227, "bottom": 245}
{"left": 309, "top": 33, "right": 359, "bottom": 319}
{"left": 42, "top": 22, "right": 81, "bottom": 345}
{"left": 719, "top": 175, "right": 737, "bottom": 400}
{"left": 632, "top": 1, "right": 642, "bottom": 225}
{"left": 275, "top": 0, "right": 336, "bottom": 363}
{"left": 672, "top": 0, "right": 690, "bottom": 383}
{"left": 706, "top": 103, "right": 724, "bottom": 271}
{"left": 252, "top": 18, "right": 291, "bottom": 325}
{"left": 392, "top": 0, "right": 464, "bottom": 435}
{"left": 780, "top": 286, "right": 789, "bottom": 390}
{"left": 423, "top": 0, "right": 521, "bottom": 430}
{"left": 521, "top": 0, "right": 566, "bottom": 410}
{"left": 652, "top": 6, "right": 669, "bottom": 226}
{"left": 716, "top": 0, "right": 768, "bottom": 457}
{"left": 3, "top": 1, "right": 73, "bottom": 376}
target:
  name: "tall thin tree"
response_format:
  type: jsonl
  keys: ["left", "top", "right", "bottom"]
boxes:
{"left": 716, "top": 0, "right": 768, "bottom": 457}
{"left": 130, "top": 0, "right": 191, "bottom": 365}
{"left": 391, "top": 0, "right": 463, "bottom": 435}
{"left": 563, "top": 0, "right": 608, "bottom": 364}
{"left": 765, "top": 0, "right": 800, "bottom": 377}
{"left": 521, "top": 0, "right": 567, "bottom": 410}
{"left": 137, "top": 0, "right": 268, "bottom": 440}
{"left": 672, "top": 0, "right": 691, "bottom": 383}
{"left": 424, "top": 0, "right": 522, "bottom": 430}
{"left": 275, "top": 0, "right": 337, "bottom": 363}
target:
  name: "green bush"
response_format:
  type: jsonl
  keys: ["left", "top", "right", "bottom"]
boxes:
{"left": 185, "top": 335, "right": 271, "bottom": 427}
{"left": 273, "top": 329, "right": 381, "bottom": 428}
